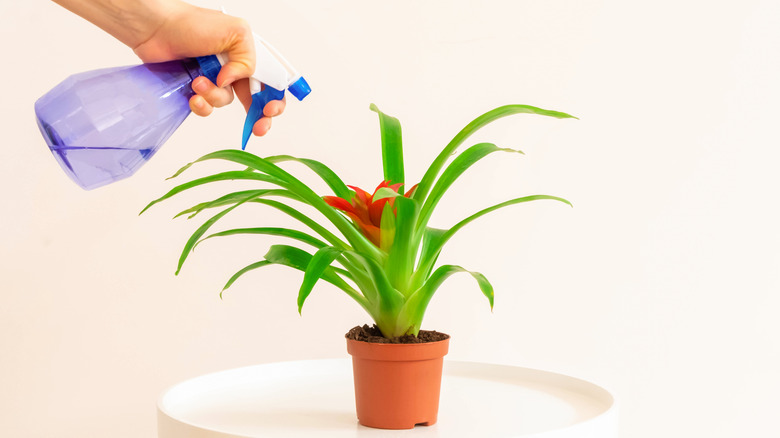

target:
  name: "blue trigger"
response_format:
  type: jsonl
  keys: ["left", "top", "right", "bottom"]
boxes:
{"left": 242, "top": 85, "right": 285, "bottom": 150}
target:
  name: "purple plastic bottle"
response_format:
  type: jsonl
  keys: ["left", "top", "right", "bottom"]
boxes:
{"left": 35, "top": 58, "right": 214, "bottom": 190}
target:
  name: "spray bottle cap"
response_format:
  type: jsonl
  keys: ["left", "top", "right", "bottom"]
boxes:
{"left": 288, "top": 76, "right": 312, "bottom": 101}
{"left": 195, "top": 55, "right": 221, "bottom": 85}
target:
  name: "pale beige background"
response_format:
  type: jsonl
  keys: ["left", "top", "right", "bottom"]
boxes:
{"left": 2, "top": 0, "right": 779, "bottom": 436}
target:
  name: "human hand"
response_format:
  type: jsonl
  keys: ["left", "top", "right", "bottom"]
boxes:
{"left": 132, "top": 2, "right": 285, "bottom": 137}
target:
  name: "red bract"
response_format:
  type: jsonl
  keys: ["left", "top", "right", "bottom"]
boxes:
{"left": 324, "top": 181, "right": 417, "bottom": 247}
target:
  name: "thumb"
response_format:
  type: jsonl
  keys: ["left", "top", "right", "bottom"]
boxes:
{"left": 215, "top": 23, "right": 256, "bottom": 88}
{"left": 216, "top": 60, "right": 253, "bottom": 88}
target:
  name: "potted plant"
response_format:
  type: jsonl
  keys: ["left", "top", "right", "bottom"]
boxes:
{"left": 142, "top": 103, "right": 575, "bottom": 429}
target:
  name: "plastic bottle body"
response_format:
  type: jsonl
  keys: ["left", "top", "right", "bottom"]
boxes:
{"left": 35, "top": 59, "right": 202, "bottom": 190}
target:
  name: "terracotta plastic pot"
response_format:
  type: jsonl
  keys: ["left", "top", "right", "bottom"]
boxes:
{"left": 346, "top": 335, "right": 450, "bottom": 429}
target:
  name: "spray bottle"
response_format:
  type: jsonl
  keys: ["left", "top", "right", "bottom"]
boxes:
{"left": 34, "top": 32, "right": 310, "bottom": 190}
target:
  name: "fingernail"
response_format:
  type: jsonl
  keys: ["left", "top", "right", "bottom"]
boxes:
{"left": 193, "top": 79, "right": 207, "bottom": 92}
{"left": 218, "top": 76, "right": 235, "bottom": 88}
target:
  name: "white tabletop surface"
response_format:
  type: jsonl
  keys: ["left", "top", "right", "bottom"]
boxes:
{"left": 158, "top": 359, "right": 618, "bottom": 438}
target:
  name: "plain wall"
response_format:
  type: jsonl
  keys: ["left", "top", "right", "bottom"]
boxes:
{"left": 2, "top": 0, "right": 779, "bottom": 436}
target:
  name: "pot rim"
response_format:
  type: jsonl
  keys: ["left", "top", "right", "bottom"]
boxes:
{"left": 346, "top": 336, "right": 450, "bottom": 361}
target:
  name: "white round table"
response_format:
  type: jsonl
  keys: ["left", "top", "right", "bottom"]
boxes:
{"left": 158, "top": 359, "right": 618, "bottom": 437}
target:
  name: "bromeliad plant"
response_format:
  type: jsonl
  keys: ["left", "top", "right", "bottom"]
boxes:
{"left": 142, "top": 104, "right": 575, "bottom": 339}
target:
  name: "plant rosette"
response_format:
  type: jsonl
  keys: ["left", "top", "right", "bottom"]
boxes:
{"left": 142, "top": 104, "right": 575, "bottom": 429}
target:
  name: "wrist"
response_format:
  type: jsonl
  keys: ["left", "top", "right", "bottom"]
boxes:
{"left": 117, "top": 0, "right": 188, "bottom": 49}
{"left": 52, "top": 0, "right": 188, "bottom": 49}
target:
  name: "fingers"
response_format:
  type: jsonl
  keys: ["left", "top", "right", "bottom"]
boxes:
{"left": 216, "top": 60, "right": 254, "bottom": 89}
{"left": 254, "top": 116, "right": 272, "bottom": 137}
{"left": 251, "top": 97, "right": 285, "bottom": 136}
{"left": 191, "top": 81, "right": 285, "bottom": 136}
{"left": 232, "top": 78, "right": 252, "bottom": 111}
{"left": 232, "top": 78, "right": 286, "bottom": 116}
{"left": 264, "top": 99, "right": 286, "bottom": 118}
{"left": 232, "top": 79, "right": 286, "bottom": 137}
{"left": 189, "top": 95, "right": 213, "bottom": 117}
{"left": 193, "top": 75, "right": 234, "bottom": 105}
{"left": 189, "top": 76, "right": 234, "bottom": 117}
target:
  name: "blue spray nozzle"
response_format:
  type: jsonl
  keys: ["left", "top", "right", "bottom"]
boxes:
{"left": 242, "top": 85, "right": 285, "bottom": 150}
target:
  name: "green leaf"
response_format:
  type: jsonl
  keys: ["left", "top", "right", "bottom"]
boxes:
{"left": 345, "top": 250, "right": 405, "bottom": 306}
{"left": 191, "top": 149, "right": 385, "bottom": 261}
{"left": 413, "top": 195, "right": 571, "bottom": 287}
{"left": 373, "top": 187, "right": 401, "bottom": 201}
{"left": 370, "top": 104, "right": 404, "bottom": 186}
{"left": 410, "top": 227, "right": 447, "bottom": 289}
{"left": 413, "top": 104, "right": 577, "bottom": 204}
{"left": 173, "top": 189, "right": 340, "bottom": 250}
{"left": 265, "top": 155, "right": 353, "bottom": 200}
{"left": 175, "top": 191, "right": 261, "bottom": 275}
{"left": 298, "top": 247, "right": 344, "bottom": 314}
{"left": 173, "top": 189, "right": 296, "bottom": 219}
{"left": 265, "top": 244, "right": 311, "bottom": 270}
{"left": 264, "top": 245, "right": 368, "bottom": 310}
{"left": 417, "top": 143, "right": 523, "bottom": 230}
{"left": 177, "top": 150, "right": 296, "bottom": 184}
{"left": 196, "top": 227, "right": 328, "bottom": 250}
{"left": 386, "top": 196, "right": 419, "bottom": 295}
{"left": 166, "top": 161, "right": 196, "bottom": 180}
{"left": 420, "top": 227, "right": 447, "bottom": 265}
{"left": 438, "top": 194, "right": 572, "bottom": 259}
{"left": 140, "top": 171, "right": 286, "bottom": 215}
{"left": 221, "top": 260, "right": 271, "bottom": 297}
{"left": 379, "top": 203, "right": 396, "bottom": 253}
{"left": 250, "top": 198, "right": 348, "bottom": 250}
{"left": 266, "top": 245, "right": 353, "bottom": 280}
{"left": 399, "top": 265, "right": 494, "bottom": 336}
{"left": 344, "top": 249, "right": 406, "bottom": 337}
{"left": 445, "top": 195, "right": 572, "bottom": 242}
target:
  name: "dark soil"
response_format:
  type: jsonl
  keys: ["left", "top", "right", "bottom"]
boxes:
{"left": 345, "top": 324, "right": 450, "bottom": 344}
